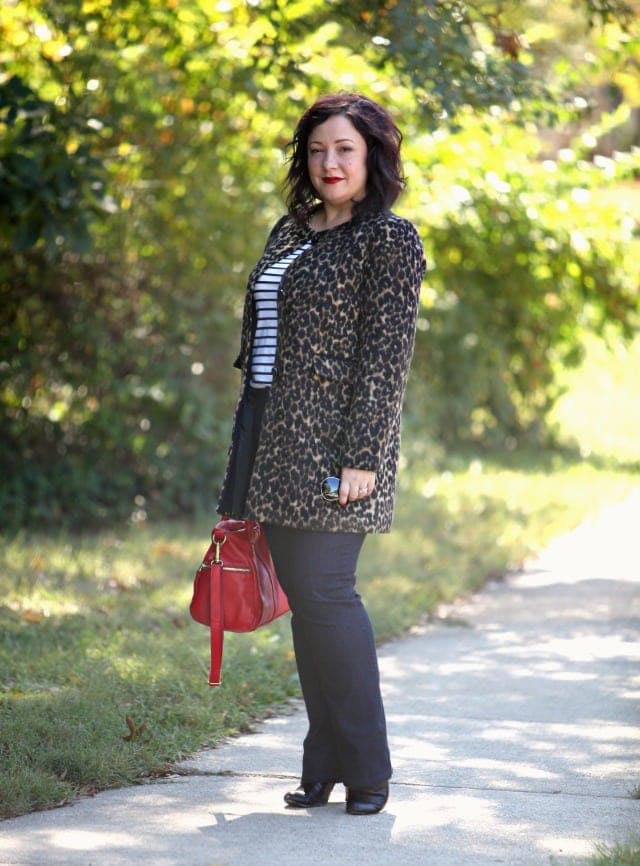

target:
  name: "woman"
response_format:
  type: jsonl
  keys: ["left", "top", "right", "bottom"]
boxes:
{"left": 218, "top": 93, "right": 425, "bottom": 815}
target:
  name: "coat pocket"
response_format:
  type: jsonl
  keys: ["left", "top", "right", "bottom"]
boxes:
{"left": 310, "top": 355, "right": 354, "bottom": 454}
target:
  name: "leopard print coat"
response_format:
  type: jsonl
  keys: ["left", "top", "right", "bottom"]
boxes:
{"left": 217, "top": 210, "right": 425, "bottom": 533}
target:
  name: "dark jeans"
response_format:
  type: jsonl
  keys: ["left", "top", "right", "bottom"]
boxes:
{"left": 264, "top": 524, "right": 392, "bottom": 789}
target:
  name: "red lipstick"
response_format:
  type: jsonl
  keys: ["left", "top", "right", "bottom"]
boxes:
{"left": 322, "top": 177, "right": 343, "bottom": 184}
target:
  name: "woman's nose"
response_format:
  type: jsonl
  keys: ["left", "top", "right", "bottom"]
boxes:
{"left": 323, "top": 150, "right": 337, "bottom": 169}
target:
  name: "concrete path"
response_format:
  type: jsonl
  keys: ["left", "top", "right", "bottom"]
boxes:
{"left": 1, "top": 492, "right": 639, "bottom": 866}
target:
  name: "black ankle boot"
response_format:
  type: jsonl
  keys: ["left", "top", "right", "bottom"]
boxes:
{"left": 345, "top": 783, "right": 389, "bottom": 815}
{"left": 284, "top": 781, "right": 335, "bottom": 808}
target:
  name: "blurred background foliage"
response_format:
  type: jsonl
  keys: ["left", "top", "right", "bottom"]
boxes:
{"left": 1, "top": 0, "right": 639, "bottom": 530}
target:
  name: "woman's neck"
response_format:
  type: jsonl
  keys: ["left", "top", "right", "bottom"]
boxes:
{"left": 309, "top": 203, "right": 353, "bottom": 232}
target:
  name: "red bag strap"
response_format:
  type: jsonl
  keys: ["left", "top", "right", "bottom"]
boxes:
{"left": 208, "top": 535, "right": 225, "bottom": 686}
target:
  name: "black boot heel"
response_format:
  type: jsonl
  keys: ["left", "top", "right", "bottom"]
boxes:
{"left": 284, "top": 781, "right": 335, "bottom": 808}
{"left": 345, "top": 783, "right": 389, "bottom": 815}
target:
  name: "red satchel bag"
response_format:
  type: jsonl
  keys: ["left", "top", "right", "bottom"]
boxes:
{"left": 189, "top": 518, "right": 289, "bottom": 686}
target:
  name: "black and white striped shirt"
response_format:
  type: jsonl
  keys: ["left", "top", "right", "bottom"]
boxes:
{"left": 249, "top": 242, "right": 311, "bottom": 388}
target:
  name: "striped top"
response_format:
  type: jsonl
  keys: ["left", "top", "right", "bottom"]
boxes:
{"left": 249, "top": 242, "right": 311, "bottom": 388}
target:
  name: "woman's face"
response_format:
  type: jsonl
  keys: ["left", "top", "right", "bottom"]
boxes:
{"left": 307, "top": 114, "right": 368, "bottom": 210}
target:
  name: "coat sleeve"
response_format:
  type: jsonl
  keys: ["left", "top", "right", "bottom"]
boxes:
{"left": 340, "top": 218, "right": 425, "bottom": 472}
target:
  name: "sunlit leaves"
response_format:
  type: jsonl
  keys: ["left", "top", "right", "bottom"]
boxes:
{"left": 405, "top": 112, "right": 640, "bottom": 444}
{"left": 333, "top": 0, "right": 536, "bottom": 124}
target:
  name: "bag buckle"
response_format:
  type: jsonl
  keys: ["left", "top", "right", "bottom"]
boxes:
{"left": 212, "top": 533, "right": 226, "bottom": 564}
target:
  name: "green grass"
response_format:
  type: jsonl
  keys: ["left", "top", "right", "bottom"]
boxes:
{"left": 1, "top": 335, "right": 638, "bottom": 819}
{"left": 558, "top": 842, "right": 640, "bottom": 866}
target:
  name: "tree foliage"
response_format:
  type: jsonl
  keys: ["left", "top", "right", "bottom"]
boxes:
{"left": 0, "top": 0, "right": 638, "bottom": 529}
{"left": 0, "top": 75, "right": 106, "bottom": 258}
{"left": 403, "top": 113, "right": 639, "bottom": 444}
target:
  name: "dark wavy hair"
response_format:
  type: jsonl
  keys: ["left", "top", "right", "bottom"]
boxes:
{"left": 284, "top": 93, "right": 406, "bottom": 225}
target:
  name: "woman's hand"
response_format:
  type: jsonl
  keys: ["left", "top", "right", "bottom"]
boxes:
{"left": 339, "top": 467, "right": 376, "bottom": 507}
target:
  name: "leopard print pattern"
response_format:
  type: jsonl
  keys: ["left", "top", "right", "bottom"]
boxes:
{"left": 218, "top": 211, "right": 425, "bottom": 533}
